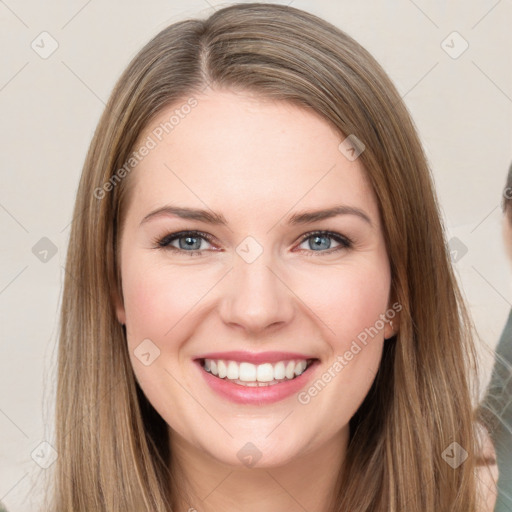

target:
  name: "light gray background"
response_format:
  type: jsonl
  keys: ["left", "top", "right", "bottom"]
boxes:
{"left": 1, "top": 1, "right": 511, "bottom": 510}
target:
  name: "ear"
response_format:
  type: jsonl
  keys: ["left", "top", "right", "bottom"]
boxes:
{"left": 383, "top": 313, "right": 399, "bottom": 340}
{"left": 383, "top": 297, "right": 401, "bottom": 340}
{"left": 111, "top": 286, "right": 126, "bottom": 325}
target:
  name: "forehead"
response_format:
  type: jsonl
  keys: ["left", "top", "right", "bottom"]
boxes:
{"left": 125, "top": 89, "right": 379, "bottom": 226}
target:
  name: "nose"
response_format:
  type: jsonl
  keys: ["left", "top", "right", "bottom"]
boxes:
{"left": 219, "top": 249, "right": 295, "bottom": 335}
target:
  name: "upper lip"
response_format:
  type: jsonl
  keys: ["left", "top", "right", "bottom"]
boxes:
{"left": 194, "top": 351, "right": 317, "bottom": 365}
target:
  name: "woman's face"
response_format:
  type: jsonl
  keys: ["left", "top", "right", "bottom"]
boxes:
{"left": 115, "top": 88, "right": 394, "bottom": 468}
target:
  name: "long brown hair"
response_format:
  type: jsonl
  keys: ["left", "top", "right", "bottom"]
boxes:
{"left": 53, "top": 3, "right": 490, "bottom": 510}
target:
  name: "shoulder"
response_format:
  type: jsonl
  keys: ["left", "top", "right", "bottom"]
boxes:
{"left": 475, "top": 422, "right": 499, "bottom": 512}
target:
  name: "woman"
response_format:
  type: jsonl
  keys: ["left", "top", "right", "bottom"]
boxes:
{"left": 52, "top": 3, "right": 497, "bottom": 510}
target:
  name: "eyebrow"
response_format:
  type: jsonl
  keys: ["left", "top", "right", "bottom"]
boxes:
{"left": 139, "top": 204, "right": 373, "bottom": 228}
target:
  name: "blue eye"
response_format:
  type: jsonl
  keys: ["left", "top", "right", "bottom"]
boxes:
{"left": 297, "top": 231, "right": 352, "bottom": 255}
{"left": 155, "top": 231, "right": 214, "bottom": 255}
{"left": 153, "top": 230, "right": 352, "bottom": 256}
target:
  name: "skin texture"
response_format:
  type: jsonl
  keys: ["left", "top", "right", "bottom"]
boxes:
{"left": 115, "top": 88, "right": 395, "bottom": 511}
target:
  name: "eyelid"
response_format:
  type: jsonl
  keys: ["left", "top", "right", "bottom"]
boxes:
{"left": 297, "top": 230, "right": 352, "bottom": 248}
{"left": 153, "top": 230, "right": 217, "bottom": 250}
{"left": 153, "top": 229, "right": 352, "bottom": 255}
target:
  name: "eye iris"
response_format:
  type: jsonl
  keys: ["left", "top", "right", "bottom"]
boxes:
{"left": 180, "top": 236, "right": 201, "bottom": 250}
{"left": 310, "top": 235, "right": 331, "bottom": 250}
{"left": 164, "top": 232, "right": 342, "bottom": 252}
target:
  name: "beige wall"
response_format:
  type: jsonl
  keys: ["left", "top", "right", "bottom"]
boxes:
{"left": 1, "top": 1, "right": 511, "bottom": 510}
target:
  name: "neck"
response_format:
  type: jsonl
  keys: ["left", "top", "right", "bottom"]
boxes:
{"left": 169, "top": 426, "right": 349, "bottom": 512}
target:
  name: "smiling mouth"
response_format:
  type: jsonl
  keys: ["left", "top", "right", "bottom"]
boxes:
{"left": 198, "top": 358, "right": 318, "bottom": 387}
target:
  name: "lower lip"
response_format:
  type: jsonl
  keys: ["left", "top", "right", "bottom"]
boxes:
{"left": 194, "top": 360, "right": 320, "bottom": 405}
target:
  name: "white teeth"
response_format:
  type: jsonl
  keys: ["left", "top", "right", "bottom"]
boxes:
{"left": 294, "top": 360, "right": 307, "bottom": 376}
{"left": 274, "top": 361, "right": 285, "bottom": 380}
{"left": 239, "top": 362, "right": 257, "bottom": 382}
{"left": 226, "top": 361, "right": 239, "bottom": 380}
{"left": 285, "top": 361, "right": 296, "bottom": 379}
{"left": 256, "top": 363, "right": 274, "bottom": 382}
{"left": 202, "top": 358, "right": 312, "bottom": 383}
{"left": 217, "top": 360, "right": 227, "bottom": 379}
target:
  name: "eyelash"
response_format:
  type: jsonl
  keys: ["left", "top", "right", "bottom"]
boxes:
{"left": 152, "top": 230, "right": 352, "bottom": 257}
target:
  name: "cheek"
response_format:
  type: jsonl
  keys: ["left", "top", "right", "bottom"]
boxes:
{"left": 122, "top": 259, "right": 209, "bottom": 343}
{"left": 299, "top": 259, "right": 391, "bottom": 346}
{"left": 296, "top": 263, "right": 391, "bottom": 420}
{"left": 122, "top": 251, "right": 391, "bottom": 355}
{"left": 120, "top": 247, "right": 391, "bottom": 438}
{"left": 120, "top": 259, "right": 209, "bottom": 420}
